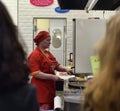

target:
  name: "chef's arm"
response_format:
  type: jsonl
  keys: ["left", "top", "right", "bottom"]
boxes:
{"left": 55, "top": 65, "right": 73, "bottom": 75}
{"left": 33, "top": 71, "right": 61, "bottom": 81}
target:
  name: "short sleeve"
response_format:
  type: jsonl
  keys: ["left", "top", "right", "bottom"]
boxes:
{"left": 28, "top": 52, "right": 41, "bottom": 75}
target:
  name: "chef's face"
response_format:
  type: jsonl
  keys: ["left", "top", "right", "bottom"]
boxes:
{"left": 40, "top": 36, "right": 51, "bottom": 49}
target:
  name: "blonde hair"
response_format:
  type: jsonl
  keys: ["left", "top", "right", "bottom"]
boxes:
{"left": 84, "top": 12, "right": 120, "bottom": 111}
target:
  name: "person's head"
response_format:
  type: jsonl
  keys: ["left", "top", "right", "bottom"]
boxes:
{"left": 84, "top": 12, "right": 120, "bottom": 111}
{"left": 33, "top": 31, "right": 51, "bottom": 49}
{"left": 0, "top": 1, "right": 29, "bottom": 93}
{"left": 97, "top": 13, "right": 120, "bottom": 77}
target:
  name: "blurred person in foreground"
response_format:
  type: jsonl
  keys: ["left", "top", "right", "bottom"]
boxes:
{"left": 0, "top": 1, "right": 39, "bottom": 111}
{"left": 28, "top": 30, "right": 73, "bottom": 110}
{"left": 83, "top": 12, "right": 120, "bottom": 111}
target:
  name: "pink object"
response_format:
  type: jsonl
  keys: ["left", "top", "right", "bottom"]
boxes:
{"left": 30, "top": 0, "right": 54, "bottom": 6}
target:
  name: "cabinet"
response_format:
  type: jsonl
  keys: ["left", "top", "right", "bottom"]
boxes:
{"left": 73, "top": 19, "right": 106, "bottom": 74}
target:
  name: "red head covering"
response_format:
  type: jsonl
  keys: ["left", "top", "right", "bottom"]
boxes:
{"left": 33, "top": 31, "right": 50, "bottom": 45}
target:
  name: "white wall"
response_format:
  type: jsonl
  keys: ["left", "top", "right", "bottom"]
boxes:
{"left": 1, "top": 0, "right": 17, "bottom": 25}
{"left": 2, "top": 0, "right": 116, "bottom": 64}
{"left": 18, "top": 0, "right": 116, "bottom": 60}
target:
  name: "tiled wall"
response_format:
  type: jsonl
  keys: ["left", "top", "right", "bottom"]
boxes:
{"left": 1, "top": 0, "right": 17, "bottom": 25}
{"left": 2, "top": 0, "right": 116, "bottom": 64}
{"left": 18, "top": 1, "right": 116, "bottom": 59}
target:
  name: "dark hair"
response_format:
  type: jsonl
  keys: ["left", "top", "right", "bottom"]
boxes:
{"left": 0, "top": 1, "right": 29, "bottom": 93}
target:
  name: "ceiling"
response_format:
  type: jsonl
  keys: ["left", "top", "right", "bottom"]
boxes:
{"left": 57, "top": 0, "right": 120, "bottom": 10}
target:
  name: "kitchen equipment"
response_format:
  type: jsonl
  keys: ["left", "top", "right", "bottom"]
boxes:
{"left": 64, "top": 92, "right": 84, "bottom": 111}
{"left": 56, "top": 80, "right": 64, "bottom": 91}
{"left": 68, "top": 76, "right": 87, "bottom": 89}
{"left": 63, "top": 74, "right": 85, "bottom": 111}
{"left": 54, "top": 96, "right": 62, "bottom": 111}
{"left": 68, "top": 52, "right": 73, "bottom": 67}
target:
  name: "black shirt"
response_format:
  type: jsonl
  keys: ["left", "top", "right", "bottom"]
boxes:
{"left": 0, "top": 84, "right": 39, "bottom": 111}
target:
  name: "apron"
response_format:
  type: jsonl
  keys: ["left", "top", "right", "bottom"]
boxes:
{"left": 29, "top": 47, "right": 60, "bottom": 104}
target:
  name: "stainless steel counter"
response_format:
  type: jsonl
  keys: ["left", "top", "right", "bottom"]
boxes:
{"left": 63, "top": 80, "right": 84, "bottom": 111}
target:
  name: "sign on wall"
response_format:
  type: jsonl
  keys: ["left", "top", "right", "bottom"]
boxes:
{"left": 55, "top": 7, "right": 69, "bottom": 13}
{"left": 30, "top": 0, "right": 54, "bottom": 6}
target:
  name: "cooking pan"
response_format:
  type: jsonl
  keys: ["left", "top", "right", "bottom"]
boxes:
{"left": 68, "top": 77, "right": 87, "bottom": 89}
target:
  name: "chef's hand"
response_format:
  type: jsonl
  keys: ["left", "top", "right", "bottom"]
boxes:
{"left": 66, "top": 69, "right": 74, "bottom": 75}
{"left": 51, "top": 75, "right": 62, "bottom": 81}
{"left": 56, "top": 65, "right": 74, "bottom": 75}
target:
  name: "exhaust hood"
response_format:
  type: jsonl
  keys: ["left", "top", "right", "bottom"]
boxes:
{"left": 57, "top": 0, "right": 120, "bottom": 10}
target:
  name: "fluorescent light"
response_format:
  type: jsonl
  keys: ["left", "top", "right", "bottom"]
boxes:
{"left": 85, "top": 0, "right": 98, "bottom": 10}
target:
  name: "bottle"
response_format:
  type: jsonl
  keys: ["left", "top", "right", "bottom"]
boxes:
{"left": 54, "top": 108, "right": 61, "bottom": 111}
{"left": 54, "top": 96, "right": 62, "bottom": 111}
{"left": 68, "top": 53, "right": 73, "bottom": 68}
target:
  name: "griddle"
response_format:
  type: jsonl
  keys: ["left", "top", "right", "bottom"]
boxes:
{"left": 68, "top": 77, "right": 86, "bottom": 89}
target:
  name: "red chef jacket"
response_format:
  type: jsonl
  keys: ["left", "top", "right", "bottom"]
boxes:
{"left": 28, "top": 47, "right": 60, "bottom": 104}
